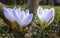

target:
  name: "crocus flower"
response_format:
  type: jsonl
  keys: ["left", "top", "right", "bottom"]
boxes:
{"left": 3, "top": 7, "right": 17, "bottom": 29}
{"left": 37, "top": 6, "right": 55, "bottom": 29}
{"left": 13, "top": 7, "right": 33, "bottom": 31}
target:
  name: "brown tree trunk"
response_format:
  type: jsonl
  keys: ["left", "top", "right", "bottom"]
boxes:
{"left": 26, "top": 0, "right": 39, "bottom": 15}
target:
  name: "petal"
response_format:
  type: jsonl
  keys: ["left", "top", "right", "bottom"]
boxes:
{"left": 7, "top": 8, "right": 14, "bottom": 18}
{"left": 13, "top": 10, "right": 21, "bottom": 25}
{"left": 8, "top": 8, "right": 12, "bottom": 12}
{"left": 13, "top": 9, "right": 21, "bottom": 20}
{"left": 50, "top": 8, "right": 55, "bottom": 17}
{"left": 17, "top": 7, "right": 21, "bottom": 13}
{"left": 43, "top": 8, "right": 49, "bottom": 13}
{"left": 17, "top": 8, "right": 22, "bottom": 18}
{"left": 13, "top": 10, "right": 24, "bottom": 20}
{"left": 41, "top": 8, "right": 54, "bottom": 23}
{"left": 22, "top": 11, "right": 25, "bottom": 18}
{"left": 37, "top": 6, "right": 43, "bottom": 19}
{"left": 13, "top": 7, "right": 17, "bottom": 11}
{"left": 25, "top": 9, "right": 29, "bottom": 16}
{"left": 37, "top": 6, "right": 43, "bottom": 14}
{"left": 20, "top": 14, "right": 33, "bottom": 26}
{"left": 3, "top": 7, "right": 14, "bottom": 21}
{"left": 48, "top": 8, "right": 55, "bottom": 25}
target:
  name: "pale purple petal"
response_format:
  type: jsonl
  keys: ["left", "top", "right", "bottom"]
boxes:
{"left": 43, "top": 8, "right": 49, "bottom": 13}
{"left": 50, "top": 8, "right": 55, "bottom": 17}
{"left": 37, "top": 6, "right": 43, "bottom": 15}
{"left": 14, "top": 10, "right": 24, "bottom": 20}
{"left": 13, "top": 9, "right": 21, "bottom": 20}
{"left": 48, "top": 8, "right": 55, "bottom": 25}
{"left": 20, "top": 14, "right": 33, "bottom": 26}
{"left": 25, "top": 9, "right": 29, "bottom": 16}
{"left": 7, "top": 8, "right": 14, "bottom": 19}
{"left": 13, "top": 10, "right": 21, "bottom": 25}
{"left": 37, "top": 6, "right": 43, "bottom": 19}
{"left": 22, "top": 11, "right": 25, "bottom": 18}
{"left": 17, "top": 7, "right": 21, "bottom": 11}
{"left": 41, "top": 8, "right": 54, "bottom": 23}
{"left": 17, "top": 8, "right": 22, "bottom": 18}
{"left": 13, "top": 7, "right": 17, "bottom": 11}
{"left": 3, "top": 7, "right": 14, "bottom": 21}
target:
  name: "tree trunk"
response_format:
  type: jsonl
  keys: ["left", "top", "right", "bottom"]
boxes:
{"left": 26, "top": 0, "right": 39, "bottom": 15}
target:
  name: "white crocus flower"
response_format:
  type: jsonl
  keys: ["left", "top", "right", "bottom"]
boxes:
{"left": 37, "top": 6, "right": 55, "bottom": 29}
{"left": 13, "top": 7, "right": 33, "bottom": 26}
{"left": 13, "top": 7, "right": 33, "bottom": 32}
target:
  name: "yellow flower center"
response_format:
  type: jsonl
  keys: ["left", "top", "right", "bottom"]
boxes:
{"left": 40, "top": 20, "right": 44, "bottom": 29}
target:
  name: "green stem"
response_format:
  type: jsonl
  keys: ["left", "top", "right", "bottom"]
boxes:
{"left": 43, "top": 29, "right": 45, "bottom": 38}
{"left": 41, "top": 29, "right": 45, "bottom": 38}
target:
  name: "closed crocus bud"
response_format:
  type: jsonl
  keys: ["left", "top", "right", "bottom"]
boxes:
{"left": 3, "top": 7, "right": 17, "bottom": 29}
{"left": 13, "top": 7, "right": 33, "bottom": 32}
{"left": 37, "top": 6, "right": 55, "bottom": 29}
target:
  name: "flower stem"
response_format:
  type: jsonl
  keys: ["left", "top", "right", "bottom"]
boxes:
{"left": 19, "top": 26, "right": 24, "bottom": 32}
{"left": 11, "top": 21, "right": 17, "bottom": 29}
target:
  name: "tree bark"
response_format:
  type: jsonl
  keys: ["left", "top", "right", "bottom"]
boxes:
{"left": 26, "top": 0, "right": 39, "bottom": 15}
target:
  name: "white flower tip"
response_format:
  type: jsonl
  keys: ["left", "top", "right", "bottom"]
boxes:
{"left": 13, "top": 6, "right": 17, "bottom": 10}
{"left": 47, "top": 8, "right": 55, "bottom": 25}
{"left": 18, "top": 7, "right": 21, "bottom": 9}
{"left": 14, "top": 6, "right": 16, "bottom": 8}
{"left": 50, "top": 8, "right": 55, "bottom": 12}
{"left": 38, "top": 6, "right": 42, "bottom": 8}
{"left": 37, "top": 6, "right": 43, "bottom": 19}
{"left": 37, "top": 6, "right": 42, "bottom": 11}
{"left": 50, "top": 8, "right": 55, "bottom": 16}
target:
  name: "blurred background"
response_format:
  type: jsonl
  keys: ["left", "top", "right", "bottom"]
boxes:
{"left": 0, "top": 0, "right": 60, "bottom": 5}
